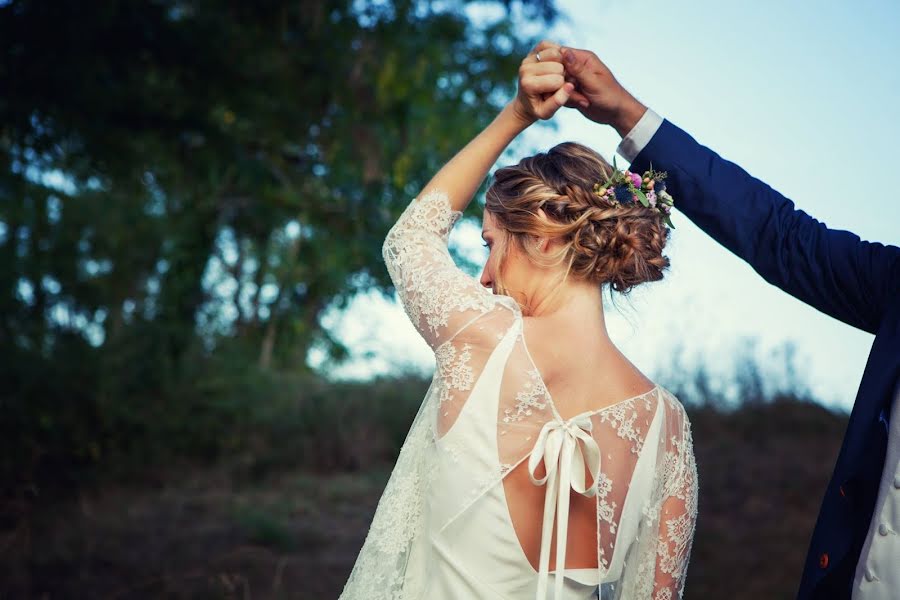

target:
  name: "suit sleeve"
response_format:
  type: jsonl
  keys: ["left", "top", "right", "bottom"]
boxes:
{"left": 629, "top": 119, "right": 900, "bottom": 334}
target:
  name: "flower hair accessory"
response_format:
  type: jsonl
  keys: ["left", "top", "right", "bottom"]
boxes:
{"left": 592, "top": 157, "right": 675, "bottom": 229}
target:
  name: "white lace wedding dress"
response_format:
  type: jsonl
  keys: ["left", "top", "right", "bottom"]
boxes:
{"left": 339, "top": 191, "right": 698, "bottom": 600}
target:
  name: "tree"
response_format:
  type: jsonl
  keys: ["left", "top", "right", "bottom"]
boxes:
{"left": 0, "top": 0, "right": 557, "bottom": 485}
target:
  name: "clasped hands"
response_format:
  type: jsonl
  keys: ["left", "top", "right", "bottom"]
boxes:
{"left": 512, "top": 40, "right": 648, "bottom": 138}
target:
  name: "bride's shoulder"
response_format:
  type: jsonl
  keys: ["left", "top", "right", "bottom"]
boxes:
{"left": 445, "top": 294, "right": 521, "bottom": 347}
{"left": 656, "top": 386, "right": 692, "bottom": 420}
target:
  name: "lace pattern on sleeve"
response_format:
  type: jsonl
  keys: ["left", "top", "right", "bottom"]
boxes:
{"left": 651, "top": 394, "right": 699, "bottom": 599}
{"left": 382, "top": 190, "right": 498, "bottom": 349}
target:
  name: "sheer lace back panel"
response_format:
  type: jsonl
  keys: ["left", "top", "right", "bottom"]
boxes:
{"left": 497, "top": 335, "right": 662, "bottom": 578}
{"left": 340, "top": 191, "right": 698, "bottom": 600}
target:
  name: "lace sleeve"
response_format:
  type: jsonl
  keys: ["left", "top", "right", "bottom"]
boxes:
{"left": 382, "top": 189, "right": 498, "bottom": 350}
{"left": 652, "top": 406, "right": 699, "bottom": 599}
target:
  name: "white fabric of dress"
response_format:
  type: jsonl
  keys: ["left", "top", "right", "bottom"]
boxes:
{"left": 340, "top": 190, "right": 699, "bottom": 600}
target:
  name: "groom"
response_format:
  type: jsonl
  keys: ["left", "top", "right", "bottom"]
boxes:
{"left": 539, "top": 42, "right": 900, "bottom": 599}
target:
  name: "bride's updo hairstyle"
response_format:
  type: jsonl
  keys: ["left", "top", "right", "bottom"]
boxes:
{"left": 485, "top": 142, "right": 670, "bottom": 298}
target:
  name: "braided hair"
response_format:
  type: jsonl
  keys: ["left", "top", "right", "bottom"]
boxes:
{"left": 484, "top": 142, "right": 670, "bottom": 296}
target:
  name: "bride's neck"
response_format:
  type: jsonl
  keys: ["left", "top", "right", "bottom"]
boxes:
{"left": 526, "top": 280, "right": 611, "bottom": 339}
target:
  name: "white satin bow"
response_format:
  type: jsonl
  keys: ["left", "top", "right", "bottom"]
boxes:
{"left": 527, "top": 415, "right": 602, "bottom": 600}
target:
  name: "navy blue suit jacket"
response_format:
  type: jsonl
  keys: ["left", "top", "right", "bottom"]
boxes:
{"left": 629, "top": 119, "right": 900, "bottom": 599}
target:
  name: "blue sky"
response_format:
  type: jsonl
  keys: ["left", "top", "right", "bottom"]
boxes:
{"left": 310, "top": 0, "right": 900, "bottom": 411}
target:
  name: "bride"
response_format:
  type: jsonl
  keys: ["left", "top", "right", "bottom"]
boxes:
{"left": 340, "top": 42, "right": 698, "bottom": 600}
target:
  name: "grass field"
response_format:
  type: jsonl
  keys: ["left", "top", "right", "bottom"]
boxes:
{"left": 1, "top": 392, "right": 846, "bottom": 599}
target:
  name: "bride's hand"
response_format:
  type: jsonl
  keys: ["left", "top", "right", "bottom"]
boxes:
{"left": 511, "top": 40, "right": 574, "bottom": 125}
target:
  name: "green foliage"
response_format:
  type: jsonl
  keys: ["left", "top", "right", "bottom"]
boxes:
{"left": 0, "top": 0, "right": 556, "bottom": 496}
{"left": 236, "top": 373, "right": 428, "bottom": 480}
{"left": 232, "top": 504, "right": 300, "bottom": 552}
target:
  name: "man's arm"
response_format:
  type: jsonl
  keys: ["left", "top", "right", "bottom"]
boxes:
{"left": 627, "top": 118, "right": 899, "bottom": 334}
{"left": 560, "top": 48, "right": 900, "bottom": 334}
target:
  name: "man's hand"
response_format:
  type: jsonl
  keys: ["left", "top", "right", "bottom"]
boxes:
{"left": 558, "top": 47, "right": 648, "bottom": 138}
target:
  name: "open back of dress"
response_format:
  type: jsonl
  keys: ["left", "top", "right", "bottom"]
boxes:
{"left": 340, "top": 191, "right": 698, "bottom": 600}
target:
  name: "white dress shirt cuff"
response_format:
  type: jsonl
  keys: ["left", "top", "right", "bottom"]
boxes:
{"left": 616, "top": 108, "right": 664, "bottom": 163}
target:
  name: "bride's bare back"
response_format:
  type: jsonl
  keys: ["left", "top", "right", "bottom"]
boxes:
{"left": 504, "top": 316, "right": 658, "bottom": 572}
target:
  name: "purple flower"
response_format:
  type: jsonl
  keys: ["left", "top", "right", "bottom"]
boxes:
{"left": 629, "top": 172, "right": 642, "bottom": 188}
{"left": 647, "top": 190, "right": 657, "bottom": 207}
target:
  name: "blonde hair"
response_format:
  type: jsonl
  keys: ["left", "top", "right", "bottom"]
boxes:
{"left": 484, "top": 142, "right": 669, "bottom": 308}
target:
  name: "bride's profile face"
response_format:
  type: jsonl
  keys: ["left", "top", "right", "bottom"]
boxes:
{"left": 478, "top": 209, "right": 502, "bottom": 293}
{"left": 479, "top": 209, "right": 538, "bottom": 302}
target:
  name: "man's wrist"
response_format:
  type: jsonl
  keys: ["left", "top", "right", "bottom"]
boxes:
{"left": 616, "top": 108, "right": 663, "bottom": 162}
{"left": 611, "top": 95, "right": 648, "bottom": 139}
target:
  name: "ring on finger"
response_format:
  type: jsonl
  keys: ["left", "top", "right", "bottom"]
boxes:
{"left": 536, "top": 52, "right": 542, "bottom": 62}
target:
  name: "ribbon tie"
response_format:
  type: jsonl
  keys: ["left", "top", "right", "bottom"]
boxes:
{"left": 527, "top": 415, "right": 602, "bottom": 600}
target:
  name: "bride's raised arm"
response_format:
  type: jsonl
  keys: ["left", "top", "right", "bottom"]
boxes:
{"left": 382, "top": 41, "right": 574, "bottom": 350}
{"left": 416, "top": 42, "right": 572, "bottom": 212}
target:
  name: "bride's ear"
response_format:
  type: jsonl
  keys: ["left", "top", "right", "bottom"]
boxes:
{"left": 533, "top": 207, "right": 550, "bottom": 253}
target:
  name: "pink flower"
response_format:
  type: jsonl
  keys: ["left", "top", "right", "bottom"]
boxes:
{"left": 647, "top": 190, "right": 657, "bottom": 207}
{"left": 629, "top": 172, "right": 642, "bottom": 188}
